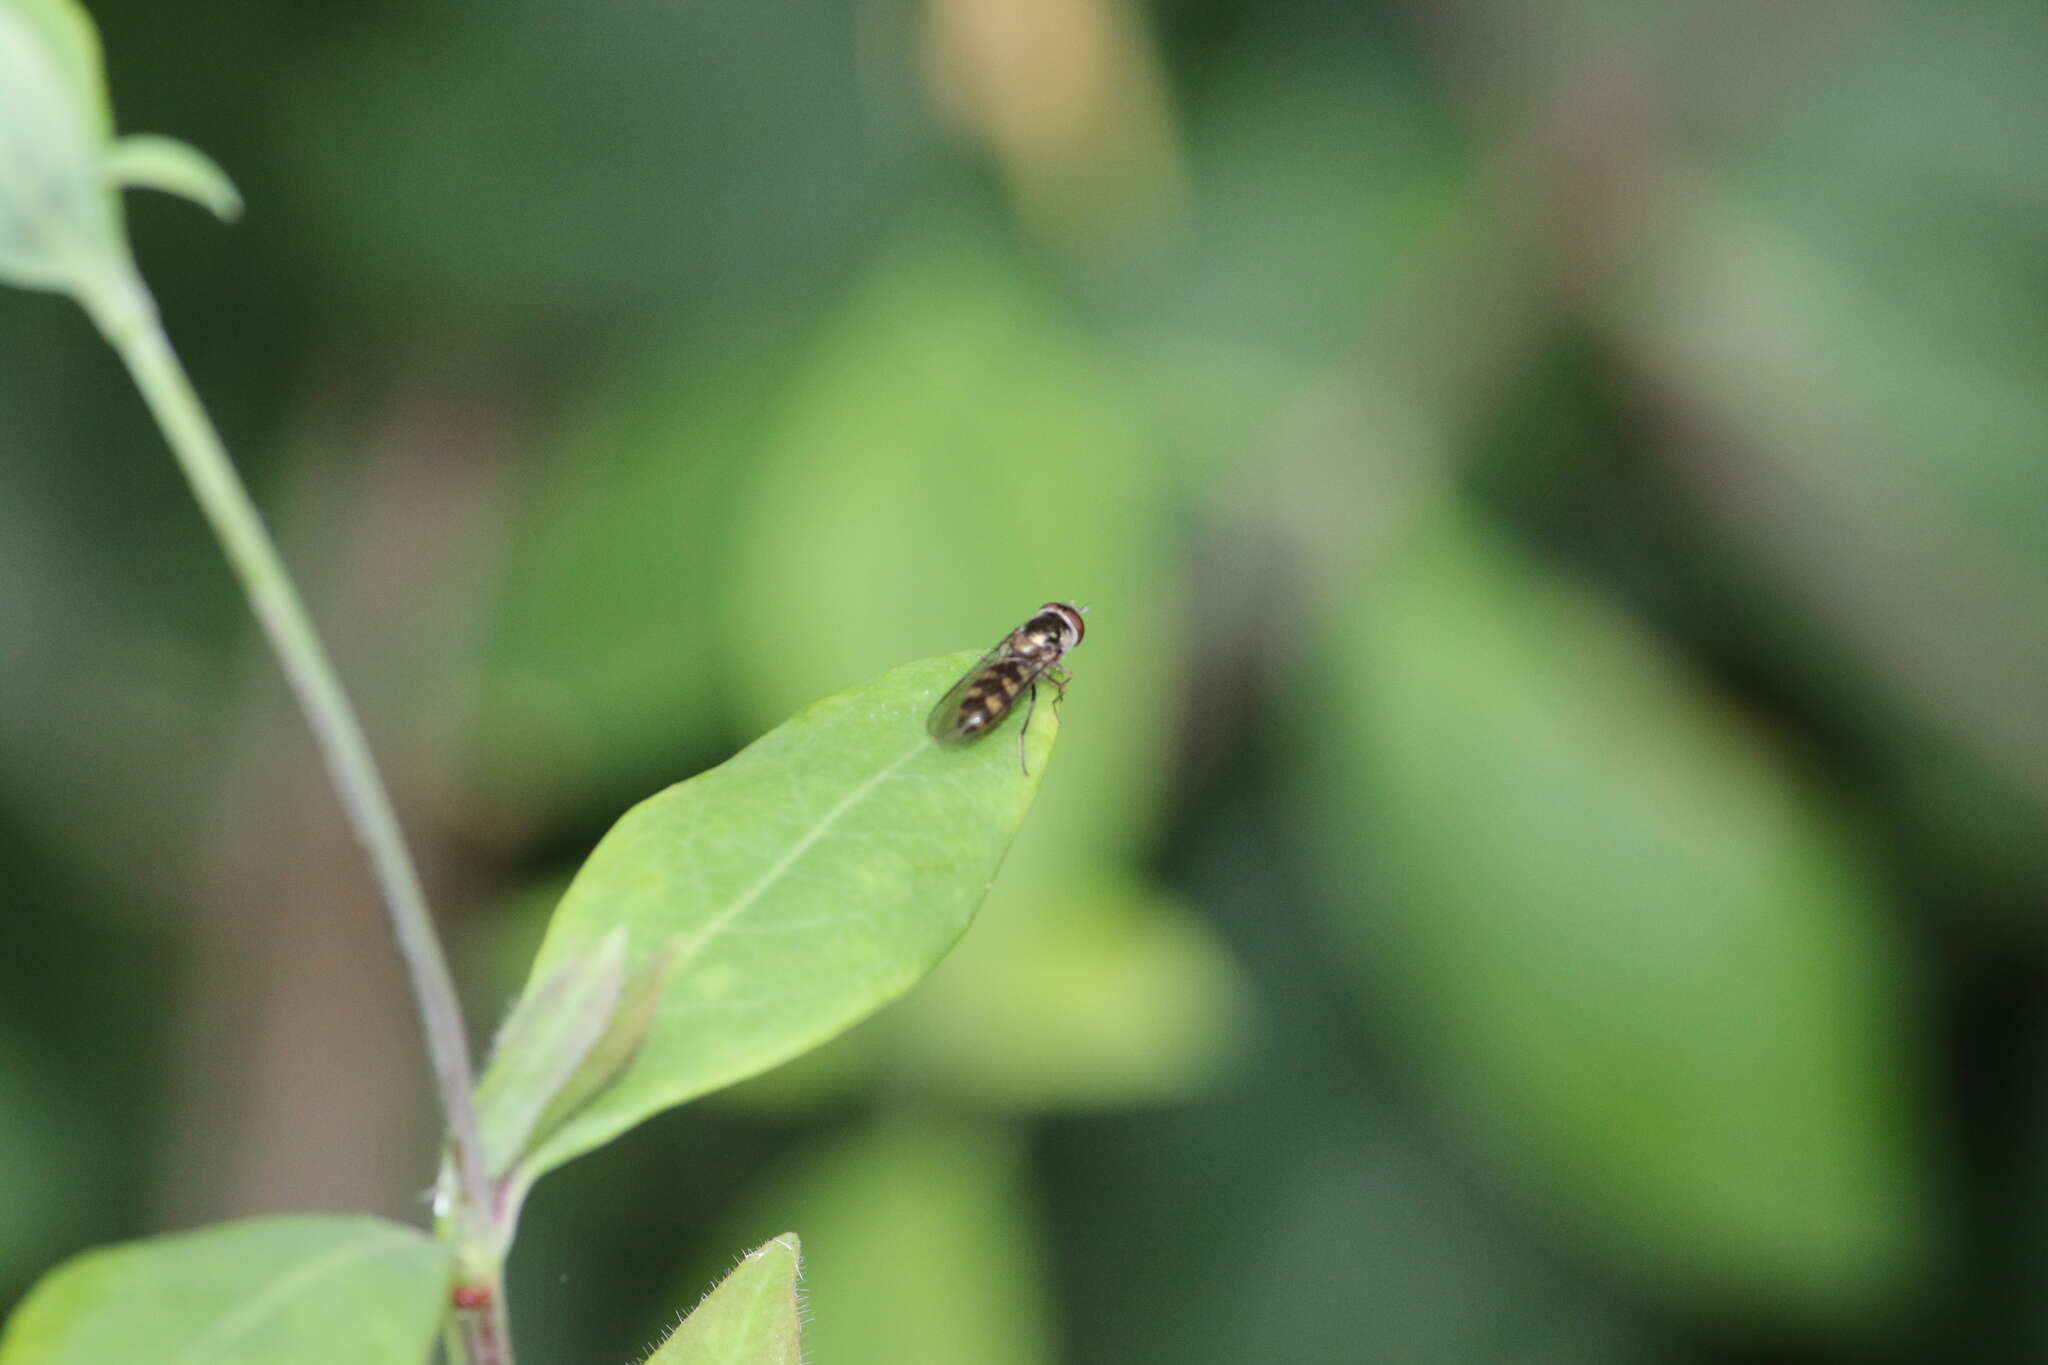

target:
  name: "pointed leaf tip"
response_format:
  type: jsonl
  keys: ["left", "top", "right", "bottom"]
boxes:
{"left": 646, "top": 1234, "right": 803, "bottom": 1365}
{"left": 105, "top": 134, "right": 243, "bottom": 222}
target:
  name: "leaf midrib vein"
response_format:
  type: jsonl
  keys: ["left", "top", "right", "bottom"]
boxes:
{"left": 668, "top": 739, "right": 927, "bottom": 975}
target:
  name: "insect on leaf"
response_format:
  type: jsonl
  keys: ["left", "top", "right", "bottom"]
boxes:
{"left": 511, "top": 649, "right": 1063, "bottom": 1183}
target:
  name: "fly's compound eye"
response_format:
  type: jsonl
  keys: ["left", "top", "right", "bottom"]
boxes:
{"left": 1040, "top": 602, "right": 1085, "bottom": 647}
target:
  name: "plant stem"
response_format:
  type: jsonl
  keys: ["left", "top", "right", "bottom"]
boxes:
{"left": 448, "top": 1273, "right": 512, "bottom": 1365}
{"left": 79, "top": 267, "right": 511, "bottom": 1364}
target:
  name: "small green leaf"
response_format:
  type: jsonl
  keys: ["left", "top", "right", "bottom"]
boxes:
{"left": 515, "top": 650, "right": 1062, "bottom": 1179}
{"left": 473, "top": 928, "right": 628, "bottom": 1177}
{"left": 1, "top": 0, "right": 109, "bottom": 135}
{"left": 0, "top": 3, "right": 121, "bottom": 294}
{"left": 522, "top": 936, "right": 681, "bottom": 1152}
{"left": 0, "top": 0, "right": 233, "bottom": 325}
{"left": 647, "top": 1234, "right": 802, "bottom": 1365}
{"left": 104, "top": 134, "right": 243, "bottom": 221}
{"left": 721, "top": 1118, "right": 1052, "bottom": 1365}
{"left": 0, "top": 1215, "right": 450, "bottom": 1365}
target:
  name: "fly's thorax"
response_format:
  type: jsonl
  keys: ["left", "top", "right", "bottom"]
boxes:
{"left": 1009, "top": 625, "right": 1065, "bottom": 665}
{"left": 1017, "top": 603, "right": 1084, "bottom": 661}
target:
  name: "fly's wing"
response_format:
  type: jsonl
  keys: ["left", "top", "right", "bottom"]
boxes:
{"left": 927, "top": 640, "right": 1013, "bottom": 744}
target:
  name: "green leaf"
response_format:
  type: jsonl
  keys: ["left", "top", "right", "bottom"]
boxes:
{"left": 0, "top": 3, "right": 120, "bottom": 295}
{"left": 473, "top": 928, "right": 628, "bottom": 1177}
{"left": 513, "top": 649, "right": 1062, "bottom": 1180}
{"left": 0, "top": 0, "right": 109, "bottom": 136}
{"left": 716, "top": 1117, "right": 1052, "bottom": 1365}
{"left": 0, "top": 2, "right": 232, "bottom": 318}
{"left": 104, "top": 134, "right": 243, "bottom": 221}
{"left": 0, "top": 1215, "right": 450, "bottom": 1365}
{"left": 646, "top": 1234, "right": 802, "bottom": 1365}
{"left": 1307, "top": 510, "right": 1937, "bottom": 1323}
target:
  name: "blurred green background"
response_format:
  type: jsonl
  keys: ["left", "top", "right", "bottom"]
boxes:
{"left": 5, "top": 0, "right": 2048, "bottom": 1361}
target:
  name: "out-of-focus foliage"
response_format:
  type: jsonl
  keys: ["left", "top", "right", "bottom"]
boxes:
{"left": 461, "top": 327, "right": 794, "bottom": 826}
{"left": 0, "top": 0, "right": 116, "bottom": 294}
{"left": 5, "top": 0, "right": 2047, "bottom": 1361}
{"left": 1307, "top": 506, "right": 1933, "bottom": 1318}
{"left": 0, "top": 0, "right": 234, "bottom": 311}
{"left": 0, "top": 1039, "right": 79, "bottom": 1285}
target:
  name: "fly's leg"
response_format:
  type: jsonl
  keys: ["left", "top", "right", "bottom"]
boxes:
{"left": 1013, "top": 668, "right": 1074, "bottom": 774}
{"left": 1016, "top": 682, "right": 1039, "bottom": 776}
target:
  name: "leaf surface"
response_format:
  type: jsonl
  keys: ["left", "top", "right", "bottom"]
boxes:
{"left": 0, "top": 0, "right": 107, "bottom": 134}
{"left": 0, "top": 3, "right": 116, "bottom": 294}
{"left": 0, "top": 1215, "right": 449, "bottom": 1365}
{"left": 646, "top": 1234, "right": 802, "bottom": 1365}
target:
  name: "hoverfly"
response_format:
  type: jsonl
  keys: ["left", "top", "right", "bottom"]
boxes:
{"left": 928, "top": 602, "right": 1086, "bottom": 771}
